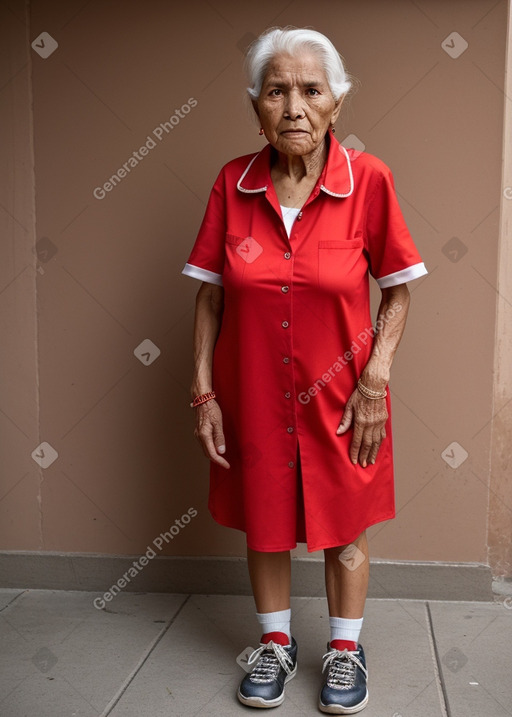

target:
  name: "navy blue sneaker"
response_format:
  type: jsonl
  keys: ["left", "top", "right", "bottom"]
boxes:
{"left": 318, "top": 643, "right": 368, "bottom": 714}
{"left": 237, "top": 637, "right": 298, "bottom": 708}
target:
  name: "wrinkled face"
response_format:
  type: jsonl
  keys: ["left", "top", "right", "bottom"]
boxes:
{"left": 254, "top": 52, "right": 343, "bottom": 157}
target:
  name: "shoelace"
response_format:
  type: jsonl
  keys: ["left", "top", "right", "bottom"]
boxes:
{"left": 321, "top": 648, "right": 368, "bottom": 689}
{"left": 247, "top": 640, "right": 294, "bottom": 684}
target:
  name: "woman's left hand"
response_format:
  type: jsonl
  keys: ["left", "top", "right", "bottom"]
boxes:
{"left": 336, "top": 390, "right": 388, "bottom": 468}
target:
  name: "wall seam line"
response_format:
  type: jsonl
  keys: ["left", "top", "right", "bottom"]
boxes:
{"left": 25, "top": 0, "right": 43, "bottom": 550}
{"left": 99, "top": 594, "right": 191, "bottom": 716}
{"left": 488, "top": 0, "right": 512, "bottom": 581}
{"left": 425, "top": 601, "right": 451, "bottom": 717}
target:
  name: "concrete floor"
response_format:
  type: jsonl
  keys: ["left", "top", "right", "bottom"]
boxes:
{"left": 0, "top": 589, "right": 511, "bottom": 716}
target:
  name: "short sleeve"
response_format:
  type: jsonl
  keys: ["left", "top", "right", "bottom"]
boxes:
{"left": 182, "top": 169, "right": 226, "bottom": 286}
{"left": 365, "top": 166, "right": 427, "bottom": 288}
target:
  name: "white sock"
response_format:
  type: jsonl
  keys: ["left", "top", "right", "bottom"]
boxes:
{"left": 256, "top": 608, "right": 291, "bottom": 643}
{"left": 329, "top": 616, "right": 364, "bottom": 645}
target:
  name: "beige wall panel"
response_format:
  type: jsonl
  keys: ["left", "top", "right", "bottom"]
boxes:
{"left": 0, "top": 0, "right": 508, "bottom": 562}
{"left": 0, "top": 1, "right": 40, "bottom": 549}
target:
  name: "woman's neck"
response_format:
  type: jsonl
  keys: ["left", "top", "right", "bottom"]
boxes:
{"left": 271, "top": 138, "right": 327, "bottom": 183}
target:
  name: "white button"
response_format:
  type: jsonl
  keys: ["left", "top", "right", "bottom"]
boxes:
{"left": 287, "top": 427, "right": 294, "bottom": 434}
{"left": 288, "top": 461, "right": 295, "bottom": 468}
{"left": 284, "top": 252, "right": 291, "bottom": 259}
{"left": 282, "top": 321, "right": 289, "bottom": 328}
{"left": 283, "top": 357, "right": 290, "bottom": 364}
{"left": 281, "top": 286, "right": 289, "bottom": 293}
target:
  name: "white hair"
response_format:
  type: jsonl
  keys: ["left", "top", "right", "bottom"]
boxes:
{"left": 245, "top": 27, "right": 353, "bottom": 102}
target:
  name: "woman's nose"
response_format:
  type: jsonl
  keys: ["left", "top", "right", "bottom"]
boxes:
{"left": 284, "top": 90, "right": 305, "bottom": 120}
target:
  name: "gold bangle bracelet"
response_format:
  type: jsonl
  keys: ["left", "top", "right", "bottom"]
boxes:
{"left": 357, "top": 379, "right": 387, "bottom": 400}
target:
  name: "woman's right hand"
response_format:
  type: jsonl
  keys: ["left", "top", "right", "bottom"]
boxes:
{"left": 194, "top": 400, "right": 230, "bottom": 469}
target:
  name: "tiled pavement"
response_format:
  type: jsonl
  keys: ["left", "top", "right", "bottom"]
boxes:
{"left": 0, "top": 589, "right": 511, "bottom": 716}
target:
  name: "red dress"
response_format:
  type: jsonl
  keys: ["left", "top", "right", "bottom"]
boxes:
{"left": 183, "top": 135, "right": 427, "bottom": 552}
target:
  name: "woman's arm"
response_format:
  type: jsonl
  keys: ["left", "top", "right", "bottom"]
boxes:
{"left": 337, "top": 283, "right": 411, "bottom": 468}
{"left": 191, "top": 282, "right": 230, "bottom": 469}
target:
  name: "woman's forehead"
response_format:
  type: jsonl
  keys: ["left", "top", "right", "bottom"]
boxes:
{"left": 263, "top": 52, "right": 328, "bottom": 85}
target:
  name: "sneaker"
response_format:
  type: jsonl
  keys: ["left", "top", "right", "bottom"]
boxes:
{"left": 318, "top": 643, "right": 368, "bottom": 714}
{"left": 237, "top": 637, "right": 298, "bottom": 708}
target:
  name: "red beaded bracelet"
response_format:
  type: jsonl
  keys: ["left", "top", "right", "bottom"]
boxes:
{"left": 190, "top": 390, "right": 216, "bottom": 408}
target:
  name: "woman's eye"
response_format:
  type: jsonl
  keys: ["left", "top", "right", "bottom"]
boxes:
{"left": 307, "top": 88, "right": 319, "bottom": 96}
{"left": 270, "top": 89, "right": 282, "bottom": 96}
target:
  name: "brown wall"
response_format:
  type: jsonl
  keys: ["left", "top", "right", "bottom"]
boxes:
{"left": 1, "top": 0, "right": 510, "bottom": 566}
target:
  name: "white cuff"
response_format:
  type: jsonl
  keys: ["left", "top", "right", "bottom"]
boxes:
{"left": 182, "top": 263, "right": 223, "bottom": 286}
{"left": 376, "top": 262, "right": 428, "bottom": 288}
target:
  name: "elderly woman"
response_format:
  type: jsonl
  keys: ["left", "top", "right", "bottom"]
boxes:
{"left": 183, "top": 27, "right": 427, "bottom": 714}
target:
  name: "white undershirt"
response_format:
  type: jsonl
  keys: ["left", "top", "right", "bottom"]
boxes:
{"left": 280, "top": 205, "right": 301, "bottom": 237}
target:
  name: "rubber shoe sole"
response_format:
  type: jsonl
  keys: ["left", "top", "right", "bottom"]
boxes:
{"left": 237, "top": 665, "right": 297, "bottom": 708}
{"left": 318, "top": 689, "right": 369, "bottom": 714}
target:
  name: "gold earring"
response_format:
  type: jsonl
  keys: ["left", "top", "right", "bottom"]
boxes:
{"left": 259, "top": 128, "right": 264, "bottom": 135}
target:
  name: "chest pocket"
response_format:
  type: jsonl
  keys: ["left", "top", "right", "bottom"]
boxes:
{"left": 317, "top": 238, "right": 366, "bottom": 291}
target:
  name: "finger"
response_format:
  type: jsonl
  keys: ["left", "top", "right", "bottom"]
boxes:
{"left": 195, "top": 404, "right": 230, "bottom": 469}
{"left": 203, "top": 434, "right": 230, "bottom": 469}
{"left": 357, "top": 433, "right": 373, "bottom": 468}
{"left": 349, "top": 423, "right": 364, "bottom": 464}
{"left": 213, "top": 447, "right": 230, "bottom": 469}
{"left": 368, "top": 426, "right": 386, "bottom": 465}
{"left": 196, "top": 422, "right": 230, "bottom": 468}
{"left": 359, "top": 422, "right": 384, "bottom": 467}
{"left": 213, "top": 454, "right": 231, "bottom": 469}
{"left": 211, "top": 422, "right": 230, "bottom": 468}
{"left": 196, "top": 429, "right": 214, "bottom": 460}
{"left": 367, "top": 441, "right": 380, "bottom": 465}
{"left": 337, "top": 402, "right": 353, "bottom": 435}
{"left": 212, "top": 423, "right": 227, "bottom": 456}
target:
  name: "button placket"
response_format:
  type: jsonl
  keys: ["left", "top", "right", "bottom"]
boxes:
{"left": 280, "top": 249, "right": 296, "bottom": 470}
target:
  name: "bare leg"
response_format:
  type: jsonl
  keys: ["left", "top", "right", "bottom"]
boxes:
{"left": 324, "top": 531, "right": 369, "bottom": 618}
{"left": 247, "top": 547, "right": 291, "bottom": 613}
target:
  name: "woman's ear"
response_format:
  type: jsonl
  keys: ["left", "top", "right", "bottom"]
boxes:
{"left": 331, "top": 96, "right": 345, "bottom": 125}
{"left": 252, "top": 99, "right": 260, "bottom": 120}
